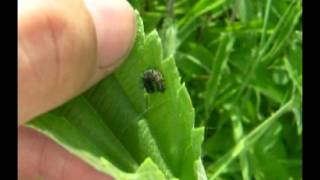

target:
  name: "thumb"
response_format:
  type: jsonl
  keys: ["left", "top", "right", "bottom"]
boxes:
{"left": 18, "top": 0, "right": 136, "bottom": 123}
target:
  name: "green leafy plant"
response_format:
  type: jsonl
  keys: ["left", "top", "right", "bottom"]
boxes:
{"left": 25, "top": 0, "right": 302, "bottom": 179}
{"left": 131, "top": 0, "right": 301, "bottom": 179}
{"left": 26, "top": 13, "right": 206, "bottom": 180}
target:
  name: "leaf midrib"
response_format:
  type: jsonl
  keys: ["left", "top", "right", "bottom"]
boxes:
{"left": 113, "top": 73, "right": 176, "bottom": 177}
{"left": 81, "top": 96, "right": 139, "bottom": 166}
{"left": 82, "top": 74, "right": 174, "bottom": 177}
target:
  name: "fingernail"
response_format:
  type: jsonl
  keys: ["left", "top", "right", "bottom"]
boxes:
{"left": 84, "top": 0, "right": 136, "bottom": 68}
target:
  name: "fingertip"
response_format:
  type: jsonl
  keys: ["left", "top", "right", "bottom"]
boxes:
{"left": 18, "top": 0, "right": 136, "bottom": 123}
{"left": 84, "top": 0, "right": 136, "bottom": 69}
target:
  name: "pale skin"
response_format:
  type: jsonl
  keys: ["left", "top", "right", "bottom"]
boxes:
{"left": 18, "top": 0, "right": 136, "bottom": 179}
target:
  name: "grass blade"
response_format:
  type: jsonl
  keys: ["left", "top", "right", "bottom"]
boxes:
{"left": 207, "top": 98, "right": 294, "bottom": 179}
{"left": 204, "top": 33, "right": 235, "bottom": 122}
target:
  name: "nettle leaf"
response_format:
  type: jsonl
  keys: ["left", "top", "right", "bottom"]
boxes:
{"left": 26, "top": 12, "right": 206, "bottom": 180}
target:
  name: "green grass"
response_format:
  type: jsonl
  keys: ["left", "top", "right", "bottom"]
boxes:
{"left": 128, "top": 0, "right": 302, "bottom": 179}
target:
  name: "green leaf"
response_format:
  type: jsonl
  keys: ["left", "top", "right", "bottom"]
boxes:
{"left": 20, "top": 1, "right": 302, "bottom": 179}
{"left": 204, "top": 33, "right": 235, "bottom": 118}
{"left": 178, "top": 0, "right": 228, "bottom": 28}
{"left": 259, "top": 0, "right": 302, "bottom": 65}
{"left": 159, "top": 18, "right": 179, "bottom": 58}
{"left": 142, "top": 12, "right": 163, "bottom": 33}
{"left": 207, "top": 98, "right": 294, "bottom": 179}
{"left": 250, "top": 64, "right": 289, "bottom": 103}
{"left": 259, "top": 0, "right": 273, "bottom": 46}
{"left": 248, "top": 121, "right": 290, "bottom": 180}
{"left": 177, "top": 0, "right": 232, "bottom": 44}
{"left": 235, "top": 0, "right": 254, "bottom": 23}
{"left": 26, "top": 12, "right": 206, "bottom": 180}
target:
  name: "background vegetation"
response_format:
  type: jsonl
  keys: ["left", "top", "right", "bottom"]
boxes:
{"left": 128, "top": 0, "right": 302, "bottom": 179}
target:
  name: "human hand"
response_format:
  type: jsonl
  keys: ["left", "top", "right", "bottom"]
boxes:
{"left": 18, "top": 0, "right": 136, "bottom": 179}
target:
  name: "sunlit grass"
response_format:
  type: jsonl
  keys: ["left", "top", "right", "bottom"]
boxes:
{"left": 129, "top": 0, "right": 302, "bottom": 179}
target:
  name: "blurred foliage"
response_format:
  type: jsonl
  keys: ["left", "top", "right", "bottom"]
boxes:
{"left": 128, "top": 0, "right": 302, "bottom": 179}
